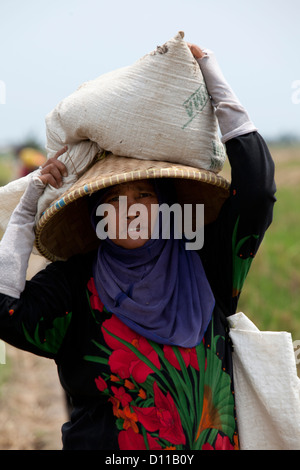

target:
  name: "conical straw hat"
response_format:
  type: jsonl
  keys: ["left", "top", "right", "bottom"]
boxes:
{"left": 35, "top": 153, "right": 230, "bottom": 262}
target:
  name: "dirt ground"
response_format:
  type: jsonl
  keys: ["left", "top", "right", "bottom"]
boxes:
{"left": 0, "top": 344, "right": 68, "bottom": 450}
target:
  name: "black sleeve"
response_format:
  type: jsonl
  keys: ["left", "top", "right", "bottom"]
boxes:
{"left": 0, "top": 254, "right": 88, "bottom": 359}
{"left": 200, "top": 131, "right": 276, "bottom": 316}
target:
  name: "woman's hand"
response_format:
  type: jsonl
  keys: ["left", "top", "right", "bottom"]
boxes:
{"left": 39, "top": 146, "right": 68, "bottom": 188}
{"left": 187, "top": 43, "right": 206, "bottom": 59}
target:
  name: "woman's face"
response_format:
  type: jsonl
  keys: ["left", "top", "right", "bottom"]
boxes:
{"left": 99, "top": 180, "right": 159, "bottom": 249}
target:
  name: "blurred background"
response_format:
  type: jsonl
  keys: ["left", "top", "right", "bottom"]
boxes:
{"left": 0, "top": 0, "right": 299, "bottom": 449}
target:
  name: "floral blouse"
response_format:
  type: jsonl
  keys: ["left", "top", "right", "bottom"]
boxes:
{"left": 0, "top": 132, "right": 276, "bottom": 450}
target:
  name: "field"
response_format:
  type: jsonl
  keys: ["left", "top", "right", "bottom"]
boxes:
{"left": 0, "top": 143, "right": 299, "bottom": 449}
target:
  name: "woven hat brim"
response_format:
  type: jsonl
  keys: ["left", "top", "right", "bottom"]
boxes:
{"left": 35, "top": 154, "right": 230, "bottom": 261}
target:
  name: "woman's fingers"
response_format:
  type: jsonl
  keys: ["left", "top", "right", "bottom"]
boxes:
{"left": 187, "top": 42, "right": 205, "bottom": 59}
{"left": 39, "top": 146, "right": 68, "bottom": 188}
{"left": 54, "top": 145, "right": 68, "bottom": 160}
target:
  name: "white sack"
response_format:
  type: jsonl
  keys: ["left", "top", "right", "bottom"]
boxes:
{"left": 0, "top": 140, "right": 99, "bottom": 237}
{"left": 0, "top": 340, "right": 5, "bottom": 364}
{"left": 228, "top": 312, "right": 300, "bottom": 450}
{"left": 0, "top": 173, "right": 31, "bottom": 235}
{"left": 44, "top": 31, "right": 225, "bottom": 177}
{"left": 0, "top": 30, "right": 225, "bottom": 235}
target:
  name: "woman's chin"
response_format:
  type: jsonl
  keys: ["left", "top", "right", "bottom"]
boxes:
{"left": 109, "top": 235, "right": 150, "bottom": 250}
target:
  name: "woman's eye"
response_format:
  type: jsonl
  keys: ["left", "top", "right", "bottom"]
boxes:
{"left": 106, "top": 195, "right": 120, "bottom": 203}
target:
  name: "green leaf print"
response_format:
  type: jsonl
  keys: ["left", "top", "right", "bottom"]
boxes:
{"left": 194, "top": 327, "right": 236, "bottom": 448}
{"left": 22, "top": 313, "right": 72, "bottom": 355}
{"left": 232, "top": 216, "right": 259, "bottom": 297}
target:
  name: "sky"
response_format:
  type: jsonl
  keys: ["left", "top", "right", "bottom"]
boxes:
{"left": 0, "top": 0, "right": 300, "bottom": 149}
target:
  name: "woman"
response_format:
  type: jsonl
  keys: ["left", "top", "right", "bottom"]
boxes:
{"left": 0, "top": 44, "right": 276, "bottom": 450}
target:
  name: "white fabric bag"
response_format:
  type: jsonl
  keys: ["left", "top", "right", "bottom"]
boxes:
{"left": 0, "top": 339, "right": 5, "bottom": 364}
{"left": 228, "top": 312, "right": 300, "bottom": 450}
{"left": 0, "top": 173, "right": 32, "bottom": 237}
{"left": 45, "top": 31, "right": 224, "bottom": 174}
{"left": 0, "top": 31, "right": 225, "bottom": 236}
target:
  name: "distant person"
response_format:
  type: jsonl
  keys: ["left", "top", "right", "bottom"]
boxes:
{"left": 16, "top": 146, "right": 46, "bottom": 178}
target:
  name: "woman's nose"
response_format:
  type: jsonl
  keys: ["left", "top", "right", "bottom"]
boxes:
{"left": 126, "top": 196, "right": 140, "bottom": 219}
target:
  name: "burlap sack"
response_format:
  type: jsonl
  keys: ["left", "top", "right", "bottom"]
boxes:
{"left": 45, "top": 31, "right": 224, "bottom": 169}
{"left": 1, "top": 31, "right": 226, "bottom": 235}
{"left": 39, "top": 30, "right": 225, "bottom": 220}
{"left": 0, "top": 174, "right": 32, "bottom": 236}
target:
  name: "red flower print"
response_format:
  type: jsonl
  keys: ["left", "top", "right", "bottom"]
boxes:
{"left": 109, "top": 396, "right": 121, "bottom": 417}
{"left": 133, "top": 382, "right": 186, "bottom": 446}
{"left": 118, "top": 405, "right": 139, "bottom": 433}
{"left": 124, "top": 379, "right": 135, "bottom": 390}
{"left": 109, "top": 396, "right": 138, "bottom": 433}
{"left": 95, "top": 375, "right": 107, "bottom": 392}
{"left": 102, "top": 315, "right": 161, "bottom": 383}
{"left": 110, "top": 374, "right": 121, "bottom": 383}
{"left": 163, "top": 345, "right": 199, "bottom": 371}
{"left": 202, "top": 433, "right": 235, "bottom": 450}
{"left": 87, "top": 277, "right": 104, "bottom": 311}
{"left": 138, "top": 388, "right": 147, "bottom": 400}
{"left": 111, "top": 386, "right": 132, "bottom": 407}
{"left": 118, "top": 427, "right": 162, "bottom": 450}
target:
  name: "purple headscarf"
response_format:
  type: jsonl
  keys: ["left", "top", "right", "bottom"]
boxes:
{"left": 90, "top": 180, "right": 215, "bottom": 347}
